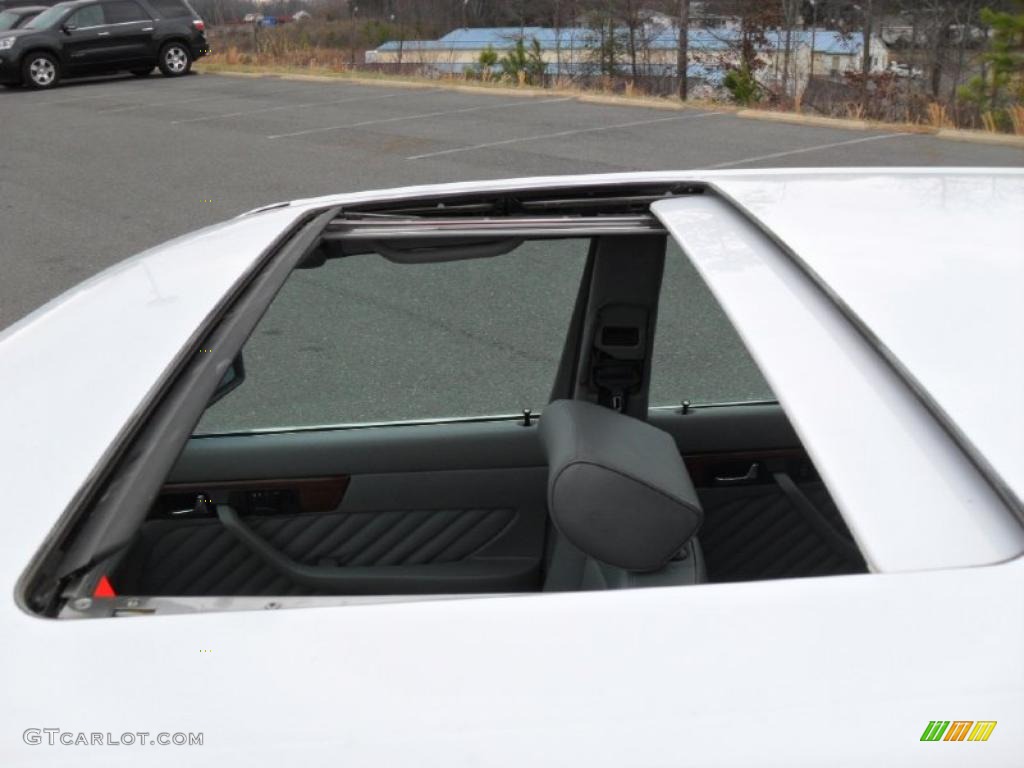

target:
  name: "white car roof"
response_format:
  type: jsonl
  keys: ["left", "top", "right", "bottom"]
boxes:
{"left": 0, "top": 169, "right": 1019, "bottom": 590}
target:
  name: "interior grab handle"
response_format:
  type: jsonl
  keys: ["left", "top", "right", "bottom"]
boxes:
{"left": 215, "top": 504, "right": 536, "bottom": 594}
{"left": 715, "top": 463, "right": 759, "bottom": 484}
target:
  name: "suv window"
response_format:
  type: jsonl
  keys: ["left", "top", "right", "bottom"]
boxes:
{"left": 24, "top": 5, "right": 68, "bottom": 29}
{"left": 196, "top": 239, "right": 590, "bottom": 434}
{"left": 102, "top": 0, "right": 149, "bottom": 22}
{"left": 649, "top": 240, "right": 774, "bottom": 407}
{"left": 67, "top": 4, "right": 104, "bottom": 27}
{"left": 147, "top": 0, "right": 190, "bottom": 18}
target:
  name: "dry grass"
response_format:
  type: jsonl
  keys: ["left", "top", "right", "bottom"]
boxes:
{"left": 844, "top": 103, "right": 865, "bottom": 120}
{"left": 1009, "top": 105, "right": 1024, "bottom": 136}
{"left": 214, "top": 45, "right": 351, "bottom": 71}
{"left": 196, "top": 53, "right": 724, "bottom": 113}
{"left": 926, "top": 102, "right": 953, "bottom": 129}
{"left": 197, "top": 47, "right": 1024, "bottom": 140}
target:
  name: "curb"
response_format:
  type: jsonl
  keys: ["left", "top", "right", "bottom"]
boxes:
{"left": 201, "top": 68, "right": 564, "bottom": 101}
{"left": 935, "top": 128, "right": 1024, "bottom": 148}
{"left": 576, "top": 92, "right": 717, "bottom": 112}
{"left": 198, "top": 68, "right": 1024, "bottom": 149}
{"left": 737, "top": 108, "right": 1024, "bottom": 147}
{"left": 737, "top": 109, "right": 871, "bottom": 131}
{"left": 197, "top": 67, "right": 722, "bottom": 113}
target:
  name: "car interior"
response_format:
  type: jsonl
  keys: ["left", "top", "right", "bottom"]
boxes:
{"left": 26, "top": 181, "right": 868, "bottom": 619}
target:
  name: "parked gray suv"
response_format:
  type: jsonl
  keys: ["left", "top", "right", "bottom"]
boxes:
{"left": 0, "top": 0, "right": 208, "bottom": 89}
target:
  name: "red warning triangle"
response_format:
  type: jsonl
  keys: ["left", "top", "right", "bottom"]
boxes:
{"left": 93, "top": 575, "right": 117, "bottom": 598}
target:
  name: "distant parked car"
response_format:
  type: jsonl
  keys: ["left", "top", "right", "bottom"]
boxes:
{"left": 887, "top": 62, "right": 923, "bottom": 78}
{"left": 0, "top": 0, "right": 60, "bottom": 9}
{"left": 0, "top": 4, "right": 45, "bottom": 28}
{"left": 0, "top": 0, "right": 208, "bottom": 89}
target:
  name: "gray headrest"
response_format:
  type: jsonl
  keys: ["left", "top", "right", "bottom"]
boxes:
{"left": 539, "top": 400, "right": 703, "bottom": 572}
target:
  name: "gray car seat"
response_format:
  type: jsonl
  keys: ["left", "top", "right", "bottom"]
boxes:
{"left": 539, "top": 399, "right": 706, "bottom": 591}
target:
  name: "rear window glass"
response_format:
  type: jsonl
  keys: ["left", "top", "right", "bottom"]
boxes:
{"left": 649, "top": 240, "right": 774, "bottom": 406}
{"left": 148, "top": 0, "right": 190, "bottom": 17}
{"left": 67, "top": 3, "right": 103, "bottom": 27}
{"left": 195, "top": 239, "right": 590, "bottom": 434}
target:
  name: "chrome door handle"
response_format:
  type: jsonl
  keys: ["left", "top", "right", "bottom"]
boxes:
{"left": 97, "top": 31, "right": 110, "bottom": 36}
{"left": 714, "top": 463, "right": 760, "bottom": 484}
{"left": 142, "top": 26, "right": 154, "bottom": 31}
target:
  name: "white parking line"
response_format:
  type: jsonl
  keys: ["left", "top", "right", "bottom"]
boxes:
{"left": 96, "top": 84, "right": 299, "bottom": 114}
{"left": 267, "top": 96, "right": 575, "bottom": 140}
{"left": 98, "top": 92, "right": 249, "bottom": 114}
{"left": 703, "top": 132, "right": 909, "bottom": 169}
{"left": 24, "top": 78, "right": 245, "bottom": 107}
{"left": 170, "top": 91, "right": 404, "bottom": 125}
{"left": 31, "top": 85, "right": 164, "bottom": 106}
{"left": 406, "top": 111, "right": 724, "bottom": 160}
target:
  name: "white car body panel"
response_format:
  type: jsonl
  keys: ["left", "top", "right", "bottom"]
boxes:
{"left": 0, "top": 207, "right": 309, "bottom": 582}
{"left": 652, "top": 194, "right": 1024, "bottom": 572}
{"left": 1, "top": 170, "right": 1021, "bottom": 766}
{"left": 2, "top": 559, "right": 1022, "bottom": 766}
{"left": 708, "top": 171, "right": 1024, "bottom": 513}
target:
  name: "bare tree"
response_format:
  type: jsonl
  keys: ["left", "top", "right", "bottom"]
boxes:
{"left": 780, "top": 0, "right": 801, "bottom": 99}
{"left": 678, "top": 0, "right": 689, "bottom": 99}
{"left": 552, "top": 0, "right": 563, "bottom": 77}
{"left": 703, "top": 1, "right": 784, "bottom": 101}
{"left": 860, "top": 0, "right": 874, "bottom": 113}
{"left": 580, "top": 1, "right": 622, "bottom": 77}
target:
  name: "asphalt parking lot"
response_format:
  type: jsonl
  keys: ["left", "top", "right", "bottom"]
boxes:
{"left": 2, "top": 73, "right": 1022, "bottom": 428}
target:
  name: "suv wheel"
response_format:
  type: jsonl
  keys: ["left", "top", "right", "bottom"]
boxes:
{"left": 158, "top": 43, "right": 192, "bottom": 77}
{"left": 22, "top": 52, "right": 60, "bottom": 90}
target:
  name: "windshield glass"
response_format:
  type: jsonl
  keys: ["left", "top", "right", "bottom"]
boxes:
{"left": 24, "top": 4, "right": 68, "bottom": 29}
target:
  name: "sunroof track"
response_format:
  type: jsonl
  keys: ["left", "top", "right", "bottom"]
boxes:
{"left": 323, "top": 214, "right": 665, "bottom": 240}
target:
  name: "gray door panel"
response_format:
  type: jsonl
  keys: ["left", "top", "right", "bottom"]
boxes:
{"left": 340, "top": 468, "right": 547, "bottom": 560}
{"left": 116, "top": 404, "right": 862, "bottom": 595}
{"left": 170, "top": 419, "right": 544, "bottom": 482}
{"left": 649, "top": 403, "right": 866, "bottom": 580}
{"left": 648, "top": 403, "right": 799, "bottom": 455}
{"left": 117, "top": 421, "right": 548, "bottom": 596}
